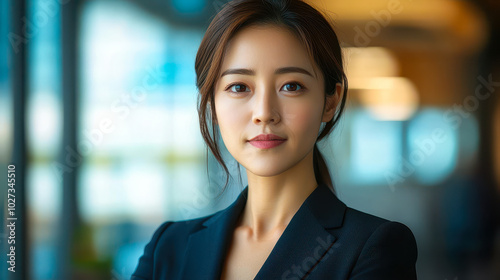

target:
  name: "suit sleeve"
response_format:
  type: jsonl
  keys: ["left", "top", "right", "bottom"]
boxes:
{"left": 349, "top": 221, "right": 418, "bottom": 280}
{"left": 131, "top": 221, "right": 173, "bottom": 280}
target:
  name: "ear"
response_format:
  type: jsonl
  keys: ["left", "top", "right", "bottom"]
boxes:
{"left": 321, "top": 83, "right": 342, "bottom": 123}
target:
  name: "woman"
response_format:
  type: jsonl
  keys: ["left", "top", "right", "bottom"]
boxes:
{"left": 132, "top": 0, "right": 418, "bottom": 279}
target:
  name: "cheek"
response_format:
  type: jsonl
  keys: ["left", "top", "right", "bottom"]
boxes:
{"left": 283, "top": 101, "right": 322, "bottom": 138}
{"left": 215, "top": 98, "right": 244, "bottom": 139}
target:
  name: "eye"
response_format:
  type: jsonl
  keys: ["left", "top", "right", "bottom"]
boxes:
{"left": 225, "top": 83, "right": 250, "bottom": 93}
{"left": 281, "top": 82, "right": 304, "bottom": 92}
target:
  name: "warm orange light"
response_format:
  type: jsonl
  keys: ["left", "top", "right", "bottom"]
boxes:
{"left": 353, "top": 77, "right": 419, "bottom": 121}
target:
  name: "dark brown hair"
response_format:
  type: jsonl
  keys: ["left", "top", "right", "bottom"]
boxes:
{"left": 195, "top": 0, "right": 348, "bottom": 196}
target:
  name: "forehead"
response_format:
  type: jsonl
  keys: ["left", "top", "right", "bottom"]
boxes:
{"left": 220, "top": 24, "right": 318, "bottom": 76}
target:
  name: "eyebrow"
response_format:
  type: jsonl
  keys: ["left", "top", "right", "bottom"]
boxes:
{"left": 220, "top": 66, "right": 315, "bottom": 78}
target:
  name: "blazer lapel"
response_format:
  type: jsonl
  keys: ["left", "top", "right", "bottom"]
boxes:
{"left": 254, "top": 183, "right": 346, "bottom": 279}
{"left": 179, "top": 186, "right": 249, "bottom": 280}
{"left": 179, "top": 183, "right": 346, "bottom": 280}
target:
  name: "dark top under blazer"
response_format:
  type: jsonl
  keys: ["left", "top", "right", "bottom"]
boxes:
{"left": 131, "top": 183, "right": 418, "bottom": 280}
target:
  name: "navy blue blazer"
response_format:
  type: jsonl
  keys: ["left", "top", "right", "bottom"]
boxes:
{"left": 131, "top": 183, "right": 418, "bottom": 279}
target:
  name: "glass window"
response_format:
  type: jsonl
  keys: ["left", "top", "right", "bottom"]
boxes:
{"left": 24, "top": 0, "right": 63, "bottom": 278}
{"left": 78, "top": 1, "right": 212, "bottom": 278}
{"left": 348, "top": 108, "right": 403, "bottom": 185}
{"left": 407, "top": 108, "right": 458, "bottom": 185}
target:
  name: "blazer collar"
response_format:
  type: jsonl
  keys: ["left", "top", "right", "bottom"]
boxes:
{"left": 179, "top": 183, "right": 347, "bottom": 279}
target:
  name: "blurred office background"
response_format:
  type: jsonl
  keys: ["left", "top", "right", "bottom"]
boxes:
{"left": 1, "top": 0, "right": 499, "bottom": 279}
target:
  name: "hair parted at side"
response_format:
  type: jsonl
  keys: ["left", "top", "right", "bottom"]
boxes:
{"left": 195, "top": 0, "right": 348, "bottom": 196}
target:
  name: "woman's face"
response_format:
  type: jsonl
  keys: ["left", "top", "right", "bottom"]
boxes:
{"left": 214, "top": 25, "right": 335, "bottom": 178}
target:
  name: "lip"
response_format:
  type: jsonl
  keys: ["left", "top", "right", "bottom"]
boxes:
{"left": 248, "top": 134, "right": 287, "bottom": 149}
{"left": 249, "top": 134, "right": 286, "bottom": 141}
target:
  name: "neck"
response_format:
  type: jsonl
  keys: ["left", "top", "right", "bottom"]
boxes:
{"left": 240, "top": 149, "right": 318, "bottom": 241}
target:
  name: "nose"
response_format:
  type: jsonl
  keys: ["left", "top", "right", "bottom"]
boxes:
{"left": 252, "top": 87, "right": 281, "bottom": 125}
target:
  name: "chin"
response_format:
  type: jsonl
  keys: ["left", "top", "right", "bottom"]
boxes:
{"left": 243, "top": 162, "right": 291, "bottom": 177}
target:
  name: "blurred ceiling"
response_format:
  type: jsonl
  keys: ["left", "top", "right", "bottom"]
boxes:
{"left": 306, "top": 0, "right": 489, "bottom": 55}
{"left": 304, "top": 0, "right": 497, "bottom": 106}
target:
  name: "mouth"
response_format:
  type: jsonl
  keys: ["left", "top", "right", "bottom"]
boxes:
{"left": 248, "top": 140, "right": 286, "bottom": 149}
{"left": 248, "top": 134, "right": 287, "bottom": 149}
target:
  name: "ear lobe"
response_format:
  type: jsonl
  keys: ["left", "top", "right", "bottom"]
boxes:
{"left": 322, "top": 83, "right": 342, "bottom": 123}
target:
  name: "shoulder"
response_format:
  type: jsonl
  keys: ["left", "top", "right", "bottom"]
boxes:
{"left": 145, "top": 213, "right": 216, "bottom": 248}
{"left": 343, "top": 206, "right": 398, "bottom": 233}
{"left": 131, "top": 213, "right": 217, "bottom": 280}
{"left": 338, "top": 206, "right": 418, "bottom": 279}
